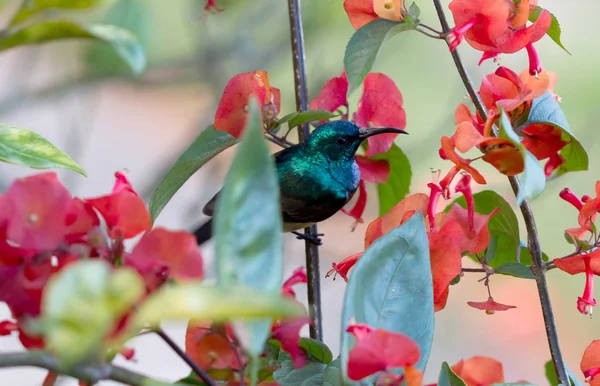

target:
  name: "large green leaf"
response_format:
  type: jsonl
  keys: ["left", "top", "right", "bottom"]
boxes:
{"left": 287, "top": 110, "right": 339, "bottom": 129}
{"left": 495, "top": 262, "right": 535, "bottom": 279}
{"left": 519, "top": 91, "right": 588, "bottom": 176}
{"left": 340, "top": 211, "right": 433, "bottom": 380}
{"left": 0, "top": 21, "right": 145, "bottom": 74}
{"left": 498, "top": 107, "right": 545, "bottom": 205}
{"left": 528, "top": 6, "right": 569, "bottom": 54}
{"left": 0, "top": 124, "right": 86, "bottom": 176}
{"left": 372, "top": 143, "right": 411, "bottom": 216}
{"left": 299, "top": 338, "right": 333, "bottom": 364}
{"left": 438, "top": 362, "right": 467, "bottom": 386}
{"left": 344, "top": 19, "right": 418, "bottom": 95}
{"left": 274, "top": 355, "right": 356, "bottom": 386}
{"left": 10, "top": 0, "right": 103, "bottom": 26}
{"left": 214, "top": 99, "right": 283, "bottom": 361}
{"left": 149, "top": 126, "right": 237, "bottom": 222}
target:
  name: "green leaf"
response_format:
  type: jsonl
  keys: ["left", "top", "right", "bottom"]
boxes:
{"left": 344, "top": 19, "right": 418, "bottom": 96}
{"left": 528, "top": 6, "right": 569, "bottom": 54}
{"left": 175, "top": 372, "right": 208, "bottom": 386}
{"left": 274, "top": 354, "right": 352, "bottom": 386}
{"left": 519, "top": 244, "right": 549, "bottom": 264}
{"left": 299, "top": 338, "right": 333, "bottom": 364}
{"left": 134, "top": 284, "right": 305, "bottom": 330}
{"left": 40, "top": 260, "right": 144, "bottom": 365}
{"left": 372, "top": 143, "right": 411, "bottom": 216}
{"left": 520, "top": 91, "right": 588, "bottom": 176}
{"left": 149, "top": 126, "right": 237, "bottom": 222}
{"left": 0, "top": 21, "right": 146, "bottom": 74}
{"left": 288, "top": 110, "right": 339, "bottom": 129}
{"left": 438, "top": 362, "right": 467, "bottom": 386}
{"left": 408, "top": 2, "right": 420, "bottom": 19}
{"left": 498, "top": 106, "right": 545, "bottom": 205}
{"left": 544, "top": 360, "right": 584, "bottom": 386}
{"left": 340, "top": 211, "right": 433, "bottom": 380}
{"left": 495, "top": 262, "right": 535, "bottom": 279}
{"left": 0, "top": 124, "right": 86, "bottom": 176}
{"left": 214, "top": 98, "right": 283, "bottom": 360}
{"left": 10, "top": 0, "right": 103, "bottom": 26}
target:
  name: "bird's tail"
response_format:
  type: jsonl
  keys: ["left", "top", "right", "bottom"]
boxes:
{"left": 193, "top": 218, "right": 213, "bottom": 245}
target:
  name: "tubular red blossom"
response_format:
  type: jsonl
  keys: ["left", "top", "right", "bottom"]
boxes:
{"left": 585, "top": 367, "right": 600, "bottom": 383}
{"left": 427, "top": 183, "right": 443, "bottom": 232}
{"left": 0, "top": 320, "right": 18, "bottom": 335}
{"left": 525, "top": 43, "right": 541, "bottom": 75}
{"left": 581, "top": 340, "right": 600, "bottom": 385}
{"left": 272, "top": 317, "right": 311, "bottom": 369}
{"left": 447, "top": 19, "right": 476, "bottom": 51}
{"left": 342, "top": 179, "right": 368, "bottom": 224}
{"left": 455, "top": 174, "right": 474, "bottom": 233}
{"left": 439, "top": 167, "right": 460, "bottom": 199}
{"left": 281, "top": 267, "right": 307, "bottom": 297}
{"left": 583, "top": 195, "right": 592, "bottom": 203}
{"left": 559, "top": 188, "right": 584, "bottom": 211}
{"left": 346, "top": 323, "right": 374, "bottom": 341}
{"left": 326, "top": 252, "right": 362, "bottom": 281}
{"left": 578, "top": 255, "right": 597, "bottom": 316}
{"left": 204, "top": 0, "right": 223, "bottom": 13}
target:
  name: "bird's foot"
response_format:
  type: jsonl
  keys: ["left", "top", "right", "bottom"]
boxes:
{"left": 292, "top": 231, "right": 324, "bottom": 246}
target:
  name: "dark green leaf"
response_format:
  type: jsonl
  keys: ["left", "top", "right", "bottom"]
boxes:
{"left": 214, "top": 98, "right": 283, "bottom": 358}
{"left": 274, "top": 352, "right": 346, "bottom": 386}
{"left": 288, "top": 110, "right": 339, "bottom": 128}
{"left": 372, "top": 143, "right": 411, "bottom": 216}
{"left": 149, "top": 126, "right": 237, "bottom": 222}
{"left": 498, "top": 107, "right": 545, "bottom": 204}
{"left": 449, "top": 274, "right": 461, "bottom": 285}
{"left": 340, "top": 211, "right": 433, "bottom": 380}
{"left": 528, "top": 6, "right": 570, "bottom": 54}
{"left": 544, "top": 359, "right": 585, "bottom": 386}
{"left": 175, "top": 372, "right": 208, "bottom": 386}
{"left": 495, "top": 262, "right": 535, "bottom": 279}
{"left": 0, "top": 21, "right": 146, "bottom": 74}
{"left": 0, "top": 124, "right": 86, "bottom": 176}
{"left": 520, "top": 91, "right": 588, "bottom": 176}
{"left": 299, "top": 338, "right": 333, "bottom": 364}
{"left": 484, "top": 234, "right": 498, "bottom": 262}
{"left": 519, "top": 243, "right": 549, "bottom": 264}
{"left": 344, "top": 19, "right": 418, "bottom": 95}
{"left": 10, "top": 0, "right": 102, "bottom": 26}
{"left": 438, "top": 362, "right": 467, "bottom": 386}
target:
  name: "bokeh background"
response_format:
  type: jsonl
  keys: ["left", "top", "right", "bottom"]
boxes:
{"left": 0, "top": 0, "right": 599, "bottom": 384}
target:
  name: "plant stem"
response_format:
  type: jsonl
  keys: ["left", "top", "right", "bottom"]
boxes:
{"left": 287, "top": 0, "right": 323, "bottom": 341}
{"left": 155, "top": 329, "right": 217, "bottom": 386}
{"left": 0, "top": 351, "right": 183, "bottom": 386}
{"left": 432, "top": 1, "right": 569, "bottom": 384}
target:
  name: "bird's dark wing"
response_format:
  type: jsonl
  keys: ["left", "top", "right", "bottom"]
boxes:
{"left": 279, "top": 193, "right": 349, "bottom": 224}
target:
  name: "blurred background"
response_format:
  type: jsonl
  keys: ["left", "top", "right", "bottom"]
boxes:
{"left": 0, "top": 0, "right": 598, "bottom": 384}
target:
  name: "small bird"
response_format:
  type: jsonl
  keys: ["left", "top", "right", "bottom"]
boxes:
{"left": 193, "top": 120, "right": 407, "bottom": 245}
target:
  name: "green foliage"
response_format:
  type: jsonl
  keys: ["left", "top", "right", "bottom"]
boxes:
{"left": 372, "top": 143, "right": 411, "bottom": 216}
{"left": 9, "top": 0, "right": 104, "bottom": 26}
{"left": 0, "top": 21, "right": 145, "bottom": 74}
{"left": 282, "top": 110, "right": 340, "bottom": 129}
{"left": 149, "top": 126, "right": 237, "bottom": 222}
{"left": 274, "top": 354, "right": 352, "bottom": 386}
{"left": 39, "top": 260, "right": 144, "bottom": 365}
{"left": 438, "top": 362, "right": 467, "bottom": 386}
{"left": 544, "top": 360, "right": 584, "bottom": 386}
{"left": 0, "top": 124, "right": 86, "bottom": 176}
{"left": 497, "top": 107, "right": 545, "bottom": 205}
{"left": 340, "top": 211, "right": 433, "bottom": 380}
{"left": 528, "top": 6, "right": 570, "bottom": 54}
{"left": 213, "top": 99, "right": 283, "bottom": 362}
{"left": 495, "top": 262, "right": 535, "bottom": 279}
{"left": 344, "top": 19, "right": 418, "bottom": 96}
{"left": 299, "top": 338, "right": 333, "bottom": 364}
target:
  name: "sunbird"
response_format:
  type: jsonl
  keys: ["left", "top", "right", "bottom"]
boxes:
{"left": 193, "top": 120, "right": 407, "bottom": 245}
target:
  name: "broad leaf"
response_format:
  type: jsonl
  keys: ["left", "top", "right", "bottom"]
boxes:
{"left": 498, "top": 107, "right": 545, "bottom": 205}
{"left": 438, "top": 362, "right": 467, "bottom": 386}
{"left": 214, "top": 99, "right": 283, "bottom": 360}
{"left": 149, "top": 126, "right": 237, "bottom": 222}
{"left": 372, "top": 143, "right": 411, "bottom": 216}
{"left": 518, "top": 243, "right": 549, "bottom": 264}
{"left": 287, "top": 110, "right": 339, "bottom": 128}
{"left": 344, "top": 19, "right": 418, "bottom": 96}
{"left": 529, "top": 6, "right": 569, "bottom": 54}
{"left": 340, "top": 212, "right": 433, "bottom": 380}
{"left": 134, "top": 284, "right": 305, "bottom": 330}
{"left": 495, "top": 262, "right": 535, "bottom": 279}
{"left": 299, "top": 338, "right": 333, "bottom": 364}
{"left": 0, "top": 125, "right": 86, "bottom": 176}
{"left": 274, "top": 354, "right": 355, "bottom": 386}
{"left": 10, "top": 0, "right": 102, "bottom": 26}
{"left": 0, "top": 21, "right": 145, "bottom": 74}
{"left": 544, "top": 360, "right": 584, "bottom": 386}
{"left": 519, "top": 91, "right": 588, "bottom": 176}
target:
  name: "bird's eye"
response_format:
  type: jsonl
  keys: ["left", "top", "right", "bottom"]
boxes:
{"left": 336, "top": 137, "right": 347, "bottom": 145}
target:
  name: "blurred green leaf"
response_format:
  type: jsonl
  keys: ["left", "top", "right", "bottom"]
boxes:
{"left": 529, "top": 6, "right": 569, "bottom": 54}
{"left": 274, "top": 353, "right": 349, "bottom": 386}
{"left": 134, "top": 284, "right": 305, "bottom": 329}
{"left": 498, "top": 106, "right": 545, "bottom": 205}
{"left": 41, "top": 260, "right": 144, "bottom": 365}
{"left": 373, "top": 143, "right": 411, "bottom": 216}
{"left": 0, "top": 125, "right": 86, "bottom": 176}
{"left": 344, "top": 19, "right": 418, "bottom": 96}
{"left": 149, "top": 126, "right": 237, "bottom": 222}
{"left": 0, "top": 21, "right": 146, "bottom": 74}
{"left": 175, "top": 372, "right": 209, "bottom": 386}
{"left": 438, "top": 362, "right": 467, "bottom": 386}
{"left": 495, "top": 262, "right": 535, "bottom": 279}
{"left": 340, "top": 211, "right": 433, "bottom": 381}
{"left": 544, "top": 359, "right": 584, "bottom": 386}
{"left": 299, "top": 338, "right": 333, "bottom": 364}
{"left": 10, "top": 0, "right": 104, "bottom": 26}
{"left": 518, "top": 242, "right": 549, "bottom": 264}
{"left": 214, "top": 98, "right": 283, "bottom": 361}
{"left": 408, "top": 2, "right": 420, "bottom": 19}
{"left": 287, "top": 110, "right": 339, "bottom": 129}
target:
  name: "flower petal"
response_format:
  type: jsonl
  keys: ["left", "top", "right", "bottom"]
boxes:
{"left": 356, "top": 155, "right": 390, "bottom": 184}
{"left": 451, "top": 356, "right": 505, "bottom": 385}
{"left": 581, "top": 340, "right": 600, "bottom": 386}
{"left": 309, "top": 72, "right": 348, "bottom": 112}
{"left": 343, "top": 0, "right": 378, "bottom": 29}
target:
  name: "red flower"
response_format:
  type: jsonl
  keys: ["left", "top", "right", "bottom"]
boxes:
{"left": 451, "top": 356, "right": 504, "bottom": 386}
{"left": 581, "top": 340, "right": 600, "bottom": 385}
{"left": 65, "top": 198, "right": 100, "bottom": 244}
{"left": 185, "top": 321, "right": 243, "bottom": 371}
{"left": 467, "top": 296, "right": 517, "bottom": 314}
{"left": 521, "top": 123, "right": 567, "bottom": 177}
{"left": 346, "top": 323, "right": 421, "bottom": 381}
{"left": 558, "top": 184, "right": 600, "bottom": 243}
{"left": 309, "top": 72, "right": 348, "bottom": 114}
{"left": 204, "top": 0, "right": 223, "bottom": 13}
{"left": 326, "top": 252, "right": 362, "bottom": 281}
{"left": 343, "top": 0, "right": 404, "bottom": 30}
{"left": 281, "top": 267, "right": 307, "bottom": 297}
{"left": 214, "top": 71, "right": 280, "bottom": 139}
{"left": 271, "top": 317, "right": 311, "bottom": 369}
{"left": 554, "top": 249, "right": 600, "bottom": 316}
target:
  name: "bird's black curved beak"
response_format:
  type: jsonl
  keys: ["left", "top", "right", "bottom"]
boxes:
{"left": 358, "top": 127, "right": 408, "bottom": 140}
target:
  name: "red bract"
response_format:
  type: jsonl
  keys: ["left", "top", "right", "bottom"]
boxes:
{"left": 65, "top": 198, "right": 100, "bottom": 244}
{"left": 521, "top": 123, "right": 567, "bottom": 177}
{"left": 309, "top": 72, "right": 348, "bottom": 114}
{"left": 554, "top": 249, "right": 600, "bottom": 316}
{"left": 451, "top": 356, "right": 504, "bottom": 386}
{"left": 185, "top": 321, "right": 243, "bottom": 371}
{"left": 346, "top": 323, "right": 420, "bottom": 381}
{"left": 558, "top": 184, "right": 599, "bottom": 242}
{"left": 581, "top": 340, "right": 600, "bottom": 385}
{"left": 341, "top": 179, "right": 367, "bottom": 224}
{"left": 86, "top": 172, "right": 151, "bottom": 240}
{"left": 356, "top": 156, "right": 390, "bottom": 184}
{"left": 214, "top": 71, "right": 280, "bottom": 139}
{"left": 448, "top": 0, "right": 551, "bottom": 64}
{"left": 281, "top": 267, "right": 307, "bottom": 297}
{"left": 343, "top": 0, "right": 404, "bottom": 30}
{"left": 204, "top": 0, "right": 223, "bottom": 13}
{"left": 467, "top": 296, "right": 517, "bottom": 314}
{"left": 271, "top": 317, "right": 311, "bottom": 369}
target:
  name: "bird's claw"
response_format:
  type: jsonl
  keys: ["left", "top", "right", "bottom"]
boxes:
{"left": 292, "top": 231, "right": 324, "bottom": 246}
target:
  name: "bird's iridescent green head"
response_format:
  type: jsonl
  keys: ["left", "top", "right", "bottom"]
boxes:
{"left": 306, "top": 120, "right": 407, "bottom": 161}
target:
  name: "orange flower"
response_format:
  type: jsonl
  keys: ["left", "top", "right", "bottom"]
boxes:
{"left": 344, "top": 0, "right": 404, "bottom": 30}
{"left": 581, "top": 340, "right": 600, "bottom": 385}
{"left": 451, "top": 356, "right": 504, "bottom": 386}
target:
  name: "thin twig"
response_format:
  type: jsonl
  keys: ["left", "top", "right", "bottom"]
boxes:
{"left": 0, "top": 351, "right": 182, "bottom": 386}
{"left": 431, "top": 1, "right": 569, "bottom": 384}
{"left": 264, "top": 134, "right": 292, "bottom": 148}
{"left": 415, "top": 28, "right": 444, "bottom": 39}
{"left": 462, "top": 268, "right": 486, "bottom": 273}
{"left": 287, "top": 0, "right": 323, "bottom": 341}
{"left": 418, "top": 22, "right": 444, "bottom": 35}
{"left": 155, "top": 329, "right": 217, "bottom": 386}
